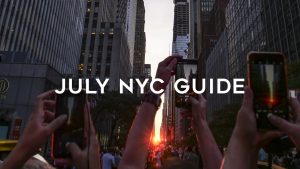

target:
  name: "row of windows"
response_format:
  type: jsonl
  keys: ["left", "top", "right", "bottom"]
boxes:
{"left": 0, "top": 0, "right": 85, "bottom": 74}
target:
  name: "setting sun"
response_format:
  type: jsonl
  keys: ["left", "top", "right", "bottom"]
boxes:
{"left": 152, "top": 136, "right": 161, "bottom": 145}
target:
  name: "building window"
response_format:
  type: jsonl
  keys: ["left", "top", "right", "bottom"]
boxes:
{"left": 90, "top": 34, "right": 96, "bottom": 51}
{"left": 101, "top": 23, "right": 106, "bottom": 28}
{"left": 105, "top": 65, "right": 110, "bottom": 77}
{"left": 93, "top": 20, "right": 97, "bottom": 28}
{"left": 107, "top": 46, "right": 112, "bottom": 51}
{"left": 88, "top": 56, "right": 93, "bottom": 63}
{"left": 110, "top": 23, "right": 114, "bottom": 28}
{"left": 97, "top": 53, "right": 102, "bottom": 62}
{"left": 106, "top": 56, "right": 111, "bottom": 63}
{"left": 93, "top": 13, "right": 98, "bottom": 18}
{"left": 95, "top": 2, "right": 99, "bottom": 7}
{"left": 85, "top": 19, "right": 89, "bottom": 27}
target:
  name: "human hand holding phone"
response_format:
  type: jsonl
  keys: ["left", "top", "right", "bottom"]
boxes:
{"left": 268, "top": 98, "right": 300, "bottom": 150}
{"left": 19, "top": 90, "right": 67, "bottom": 156}
{"left": 175, "top": 59, "right": 198, "bottom": 108}
{"left": 0, "top": 90, "right": 67, "bottom": 169}
{"left": 221, "top": 87, "right": 282, "bottom": 169}
{"left": 188, "top": 94, "right": 208, "bottom": 131}
{"left": 52, "top": 90, "right": 86, "bottom": 159}
{"left": 154, "top": 55, "right": 181, "bottom": 93}
{"left": 188, "top": 95, "right": 223, "bottom": 169}
{"left": 247, "top": 52, "right": 289, "bottom": 131}
{"left": 66, "top": 103, "right": 100, "bottom": 169}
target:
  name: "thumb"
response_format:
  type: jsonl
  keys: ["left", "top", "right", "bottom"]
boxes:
{"left": 167, "top": 58, "right": 178, "bottom": 71}
{"left": 268, "top": 113, "right": 294, "bottom": 135}
{"left": 242, "top": 87, "right": 253, "bottom": 110}
{"left": 47, "top": 115, "right": 67, "bottom": 132}
{"left": 188, "top": 96, "right": 198, "bottom": 106}
{"left": 66, "top": 142, "right": 81, "bottom": 158}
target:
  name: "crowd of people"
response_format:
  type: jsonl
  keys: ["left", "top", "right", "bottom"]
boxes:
{"left": 145, "top": 145, "right": 203, "bottom": 169}
{"left": 0, "top": 55, "right": 300, "bottom": 169}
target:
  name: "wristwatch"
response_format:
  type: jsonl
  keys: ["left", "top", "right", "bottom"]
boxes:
{"left": 142, "top": 91, "right": 162, "bottom": 109}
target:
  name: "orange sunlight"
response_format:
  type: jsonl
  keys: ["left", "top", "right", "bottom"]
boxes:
{"left": 152, "top": 136, "right": 161, "bottom": 145}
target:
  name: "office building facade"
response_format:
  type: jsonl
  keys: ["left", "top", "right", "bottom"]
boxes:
{"left": 79, "top": 0, "right": 133, "bottom": 90}
{"left": 0, "top": 52, "right": 62, "bottom": 142}
{"left": 126, "top": 0, "right": 137, "bottom": 66}
{"left": 133, "top": 0, "right": 146, "bottom": 77}
{"left": 0, "top": 0, "right": 86, "bottom": 75}
{"left": 172, "top": 0, "right": 190, "bottom": 58}
{"left": 205, "top": 30, "right": 230, "bottom": 122}
{"left": 262, "top": 0, "right": 300, "bottom": 63}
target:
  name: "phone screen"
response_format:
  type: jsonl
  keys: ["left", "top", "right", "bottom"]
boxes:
{"left": 52, "top": 90, "right": 85, "bottom": 159}
{"left": 175, "top": 59, "right": 198, "bottom": 108}
{"left": 248, "top": 53, "right": 289, "bottom": 130}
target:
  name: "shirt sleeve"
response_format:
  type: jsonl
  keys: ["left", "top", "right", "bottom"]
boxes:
{"left": 111, "top": 156, "right": 116, "bottom": 166}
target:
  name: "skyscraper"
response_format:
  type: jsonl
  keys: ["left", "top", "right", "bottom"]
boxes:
{"left": 133, "top": 0, "right": 146, "bottom": 77}
{"left": 0, "top": 0, "right": 86, "bottom": 75}
{"left": 262, "top": 0, "right": 300, "bottom": 63}
{"left": 79, "top": 0, "right": 134, "bottom": 90}
{"left": 0, "top": 0, "right": 86, "bottom": 141}
{"left": 172, "top": 0, "right": 190, "bottom": 58}
{"left": 126, "top": 0, "right": 137, "bottom": 66}
{"left": 226, "top": 0, "right": 300, "bottom": 104}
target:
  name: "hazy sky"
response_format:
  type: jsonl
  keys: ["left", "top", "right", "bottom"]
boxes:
{"left": 144, "top": 0, "right": 174, "bottom": 140}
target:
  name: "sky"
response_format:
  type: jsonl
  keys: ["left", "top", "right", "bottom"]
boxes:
{"left": 144, "top": 0, "right": 174, "bottom": 141}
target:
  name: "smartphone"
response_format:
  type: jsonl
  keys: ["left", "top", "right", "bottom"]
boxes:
{"left": 51, "top": 89, "right": 86, "bottom": 159}
{"left": 175, "top": 59, "right": 198, "bottom": 108}
{"left": 264, "top": 135, "right": 295, "bottom": 154}
{"left": 247, "top": 52, "right": 289, "bottom": 131}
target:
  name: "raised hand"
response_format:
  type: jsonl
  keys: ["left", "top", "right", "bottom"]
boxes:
{"left": 268, "top": 98, "right": 300, "bottom": 150}
{"left": 153, "top": 55, "right": 181, "bottom": 93}
{"left": 67, "top": 103, "right": 100, "bottom": 169}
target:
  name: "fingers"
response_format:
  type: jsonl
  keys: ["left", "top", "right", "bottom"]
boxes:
{"left": 84, "top": 103, "right": 96, "bottom": 138}
{"left": 290, "top": 98, "right": 300, "bottom": 122}
{"left": 44, "top": 110, "right": 55, "bottom": 122}
{"left": 66, "top": 142, "right": 81, "bottom": 158}
{"left": 242, "top": 87, "right": 253, "bottom": 110}
{"left": 46, "top": 115, "right": 67, "bottom": 133}
{"left": 167, "top": 59, "right": 178, "bottom": 72}
{"left": 160, "top": 55, "right": 182, "bottom": 66}
{"left": 198, "top": 94, "right": 206, "bottom": 103}
{"left": 258, "top": 131, "right": 283, "bottom": 147}
{"left": 37, "top": 90, "right": 56, "bottom": 100}
{"left": 268, "top": 113, "right": 295, "bottom": 135}
{"left": 44, "top": 100, "right": 56, "bottom": 108}
{"left": 33, "top": 94, "right": 56, "bottom": 117}
{"left": 188, "top": 96, "right": 198, "bottom": 105}
{"left": 188, "top": 94, "right": 206, "bottom": 106}
{"left": 180, "top": 110, "right": 192, "bottom": 119}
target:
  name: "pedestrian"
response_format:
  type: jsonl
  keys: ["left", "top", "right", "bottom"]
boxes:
{"left": 102, "top": 148, "right": 116, "bottom": 169}
{"left": 114, "top": 150, "right": 122, "bottom": 168}
{"left": 183, "top": 146, "right": 199, "bottom": 168}
{"left": 258, "top": 148, "right": 268, "bottom": 161}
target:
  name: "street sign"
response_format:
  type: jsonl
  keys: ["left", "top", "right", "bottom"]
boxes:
{"left": 0, "top": 78, "right": 9, "bottom": 94}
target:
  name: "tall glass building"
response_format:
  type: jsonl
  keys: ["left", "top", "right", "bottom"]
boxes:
{"left": 172, "top": 0, "right": 190, "bottom": 58}
{"left": 262, "top": 0, "right": 300, "bottom": 63}
{"left": 133, "top": 0, "right": 146, "bottom": 77}
{"left": 79, "top": 0, "right": 138, "bottom": 90}
{"left": 226, "top": 0, "right": 265, "bottom": 81}
{"left": 0, "top": 0, "right": 86, "bottom": 75}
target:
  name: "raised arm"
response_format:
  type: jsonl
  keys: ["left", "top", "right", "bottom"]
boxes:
{"left": 118, "top": 56, "right": 180, "bottom": 169}
{"left": 1, "top": 90, "right": 67, "bottom": 169}
{"left": 221, "top": 87, "right": 281, "bottom": 169}
{"left": 268, "top": 98, "right": 300, "bottom": 150}
{"left": 189, "top": 95, "right": 223, "bottom": 169}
